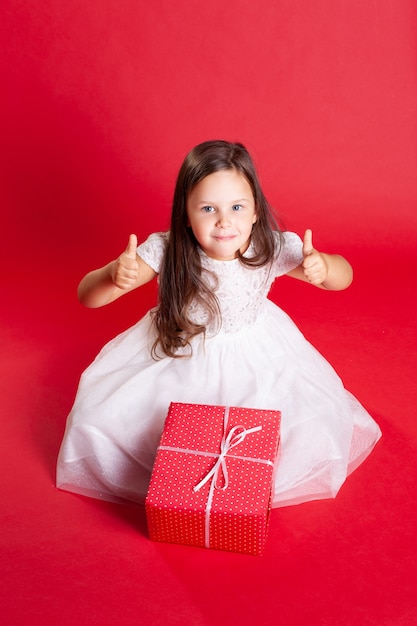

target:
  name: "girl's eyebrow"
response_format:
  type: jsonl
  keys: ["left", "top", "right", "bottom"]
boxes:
{"left": 196, "top": 198, "right": 250, "bottom": 205}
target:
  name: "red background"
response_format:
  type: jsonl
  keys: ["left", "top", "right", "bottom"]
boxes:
{"left": 1, "top": 2, "right": 417, "bottom": 624}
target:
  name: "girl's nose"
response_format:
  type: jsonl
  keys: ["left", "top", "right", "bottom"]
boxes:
{"left": 216, "top": 213, "right": 231, "bottom": 228}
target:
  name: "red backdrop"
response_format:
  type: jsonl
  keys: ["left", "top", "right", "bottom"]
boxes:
{"left": 2, "top": 0, "right": 417, "bottom": 272}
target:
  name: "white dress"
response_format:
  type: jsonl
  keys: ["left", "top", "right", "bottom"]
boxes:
{"left": 56, "top": 231, "right": 381, "bottom": 508}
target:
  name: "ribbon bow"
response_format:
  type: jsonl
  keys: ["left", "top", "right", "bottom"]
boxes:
{"left": 193, "top": 421, "right": 262, "bottom": 493}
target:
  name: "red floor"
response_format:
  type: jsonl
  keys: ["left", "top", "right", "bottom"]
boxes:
{"left": 2, "top": 249, "right": 416, "bottom": 625}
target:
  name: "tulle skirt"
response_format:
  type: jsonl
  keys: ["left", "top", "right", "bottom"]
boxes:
{"left": 56, "top": 300, "right": 381, "bottom": 507}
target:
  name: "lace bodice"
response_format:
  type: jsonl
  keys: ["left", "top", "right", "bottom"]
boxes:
{"left": 137, "top": 231, "right": 303, "bottom": 335}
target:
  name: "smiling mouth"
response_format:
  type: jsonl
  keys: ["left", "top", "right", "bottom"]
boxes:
{"left": 213, "top": 235, "right": 236, "bottom": 241}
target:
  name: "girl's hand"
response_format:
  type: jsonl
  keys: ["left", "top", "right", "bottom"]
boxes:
{"left": 78, "top": 233, "right": 156, "bottom": 307}
{"left": 286, "top": 229, "right": 352, "bottom": 290}
{"left": 302, "top": 229, "right": 328, "bottom": 286}
{"left": 111, "top": 234, "right": 140, "bottom": 290}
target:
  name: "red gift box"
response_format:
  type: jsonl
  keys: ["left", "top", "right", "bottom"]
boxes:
{"left": 145, "top": 402, "right": 281, "bottom": 555}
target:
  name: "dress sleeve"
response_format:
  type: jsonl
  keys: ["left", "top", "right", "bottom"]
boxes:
{"left": 136, "top": 231, "right": 168, "bottom": 273}
{"left": 273, "top": 231, "right": 304, "bottom": 276}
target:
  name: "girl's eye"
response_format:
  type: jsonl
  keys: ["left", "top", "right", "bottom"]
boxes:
{"left": 232, "top": 204, "right": 242, "bottom": 211}
{"left": 202, "top": 206, "right": 215, "bottom": 213}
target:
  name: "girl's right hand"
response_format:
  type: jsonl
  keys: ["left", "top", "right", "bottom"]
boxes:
{"left": 111, "top": 234, "right": 140, "bottom": 290}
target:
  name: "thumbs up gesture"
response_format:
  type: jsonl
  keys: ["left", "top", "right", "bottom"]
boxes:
{"left": 112, "top": 234, "right": 140, "bottom": 290}
{"left": 302, "top": 229, "right": 328, "bottom": 286}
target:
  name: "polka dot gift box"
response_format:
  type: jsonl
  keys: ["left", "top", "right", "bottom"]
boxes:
{"left": 145, "top": 402, "right": 281, "bottom": 555}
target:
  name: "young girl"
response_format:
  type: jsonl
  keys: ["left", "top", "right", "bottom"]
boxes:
{"left": 57, "top": 140, "right": 381, "bottom": 508}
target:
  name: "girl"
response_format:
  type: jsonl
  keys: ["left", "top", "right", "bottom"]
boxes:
{"left": 57, "top": 140, "right": 381, "bottom": 507}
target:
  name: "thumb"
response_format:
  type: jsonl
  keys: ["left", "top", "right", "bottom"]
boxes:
{"left": 303, "top": 229, "right": 314, "bottom": 256}
{"left": 124, "top": 233, "right": 138, "bottom": 258}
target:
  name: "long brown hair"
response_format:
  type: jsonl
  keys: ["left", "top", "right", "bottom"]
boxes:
{"left": 152, "top": 140, "right": 283, "bottom": 358}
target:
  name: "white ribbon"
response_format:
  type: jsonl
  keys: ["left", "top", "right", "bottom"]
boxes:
{"left": 193, "top": 408, "right": 262, "bottom": 493}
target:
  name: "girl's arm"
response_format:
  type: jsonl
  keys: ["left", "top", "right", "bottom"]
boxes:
{"left": 78, "top": 234, "right": 157, "bottom": 308}
{"left": 286, "top": 229, "right": 353, "bottom": 291}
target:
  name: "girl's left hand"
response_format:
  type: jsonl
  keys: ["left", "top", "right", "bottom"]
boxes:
{"left": 302, "top": 229, "right": 328, "bottom": 286}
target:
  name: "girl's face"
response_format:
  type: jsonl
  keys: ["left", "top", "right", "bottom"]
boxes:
{"left": 186, "top": 169, "right": 257, "bottom": 261}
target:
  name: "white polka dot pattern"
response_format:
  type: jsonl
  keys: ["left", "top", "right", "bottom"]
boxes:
{"left": 145, "top": 403, "right": 281, "bottom": 555}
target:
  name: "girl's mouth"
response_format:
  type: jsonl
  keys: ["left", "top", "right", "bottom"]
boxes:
{"left": 213, "top": 235, "right": 236, "bottom": 241}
